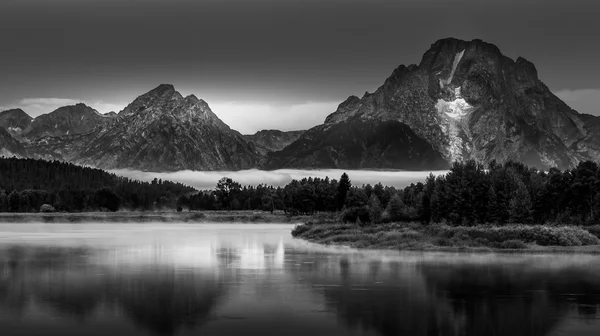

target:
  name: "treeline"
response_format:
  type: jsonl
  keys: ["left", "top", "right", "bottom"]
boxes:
{"left": 187, "top": 160, "right": 600, "bottom": 226}
{"left": 0, "top": 158, "right": 195, "bottom": 212}
{"left": 424, "top": 160, "right": 600, "bottom": 226}
{"left": 182, "top": 174, "right": 396, "bottom": 219}
{"left": 6, "top": 156, "right": 600, "bottom": 223}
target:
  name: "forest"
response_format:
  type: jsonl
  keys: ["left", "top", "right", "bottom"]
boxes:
{"left": 3, "top": 157, "right": 600, "bottom": 227}
{"left": 184, "top": 159, "right": 600, "bottom": 226}
{"left": 0, "top": 158, "right": 195, "bottom": 212}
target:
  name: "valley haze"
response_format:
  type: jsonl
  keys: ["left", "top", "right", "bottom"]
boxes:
{"left": 109, "top": 168, "right": 450, "bottom": 190}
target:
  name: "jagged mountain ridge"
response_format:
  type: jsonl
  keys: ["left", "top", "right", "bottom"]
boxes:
{"left": 269, "top": 38, "right": 600, "bottom": 170}
{"left": 1, "top": 85, "right": 264, "bottom": 171}
{"left": 71, "top": 84, "right": 261, "bottom": 171}
{"left": 2, "top": 37, "right": 599, "bottom": 171}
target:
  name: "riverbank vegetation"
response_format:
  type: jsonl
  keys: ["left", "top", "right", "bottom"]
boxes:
{"left": 291, "top": 222, "right": 600, "bottom": 251}
{"left": 284, "top": 159, "right": 600, "bottom": 250}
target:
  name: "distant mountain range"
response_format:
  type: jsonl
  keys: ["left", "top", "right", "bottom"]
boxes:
{"left": 1, "top": 37, "right": 599, "bottom": 171}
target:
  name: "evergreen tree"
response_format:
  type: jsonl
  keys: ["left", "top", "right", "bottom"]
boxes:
{"left": 486, "top": 185, "right": 501, "bottom": 224}
{"left": 94, "top": 188, "right": 120, "bottom": 212}
{"left": 345, "top": 188, "right": 369, "bottom": 208}
{"left": 0, "top": 191, "right": 7, "bottom": 212}
{"left": 337, "top": 173, "right": 351, "bottom": 210}
{"left": 367, "top": 194, "right": 382, "bottom": 223}
{"left": 7, "top": 191, "right": 19, "bottom": 212}
{"left": 508, "top": 181, "right": 533, "bottom": 223}
{"left": 385, "top": 194, "right": 405, "bottom": 222}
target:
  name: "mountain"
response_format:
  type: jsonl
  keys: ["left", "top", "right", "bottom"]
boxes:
{"left": 265, "top": 120, "right": 448, "bottom": 170}
{"left": 71, "top": 84, "right": 261, "bottom": 171}
{"left": 0, "top": 127, "right": 27, "bottom": 157}
{"left": 25, "top": 103, "right": 110, "bottom": 139}
{"left": 244, "top": 129, "right": 305, "bottom": 155}
{"left": 269, "top": 38, "right": 600, "bottom": 170}
{"left": 0, "top": 108, "right": 33, "bottom": 135}
{"left": 5, "top": 38, "right": 600, "bottom": 171}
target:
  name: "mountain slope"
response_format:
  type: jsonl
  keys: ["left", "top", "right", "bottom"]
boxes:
{"left": 0, "top": 109, "right": 33, "bottom": 135}
{"left": 0, "top": 127, "right": 27, "bottom": 157}
{"left": 265, "top": 119, "right": 448, "bottom": 170}
{"left": 25, "top": 103, "right": 110, "bottom": 139}
{"left": 271, "top": 38, "right": 598, "bottom": 170}
{"left": 73, "top": 84, "right": 261, "bottom": 171}
{"left": 244, "top": 129, "right": 305, "bottom": 155}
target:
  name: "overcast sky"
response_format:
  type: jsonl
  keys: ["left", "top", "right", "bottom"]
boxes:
{"left": 1, "top": 0, "right": 599, "bottom": 134}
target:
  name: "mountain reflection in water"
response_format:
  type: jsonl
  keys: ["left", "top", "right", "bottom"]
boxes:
{"left": 0, "top": 223, "right": 599, "bottom": 336}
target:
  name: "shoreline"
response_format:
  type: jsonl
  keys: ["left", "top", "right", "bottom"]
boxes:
{"left": 295, "top": 236, "right": 600, "bottom": 254}
{"left": 0, "top": 211, "right": 307, "bottom": 223}
{"left": 291, "top": 222, "right": 600, "bottom": 254}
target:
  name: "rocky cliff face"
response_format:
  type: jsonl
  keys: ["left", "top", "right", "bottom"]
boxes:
{"left": 72, "top": 84, "right": 261, "bottom": 171}
{"left": 24, "top": 103, "right": 110, "bottom": 139}
{"left": 0, "top": 108, "right": 33, "bottom": 136}
{"left": 273, "top": 38, "right": 599, "bottom": 170}
{"left": 244, "top": 129, "right": 305, "bottom": 155}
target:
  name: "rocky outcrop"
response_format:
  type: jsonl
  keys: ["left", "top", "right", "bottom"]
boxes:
{"left": 272, "top": 38, "right": 598, "bottom": 170}
{"left": 244, "top": 129, "right": 305, "bottom": 155}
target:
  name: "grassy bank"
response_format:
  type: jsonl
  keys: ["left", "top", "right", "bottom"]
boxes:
{"left": 291, "top": 221, "right": 600, "bottom": 253}
{"left": 0, "top": 211, "right": 308, "bottom": 223}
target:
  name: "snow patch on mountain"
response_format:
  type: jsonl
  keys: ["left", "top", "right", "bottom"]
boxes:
{"left": 435, "top": 86, "right": 473, "bottom": 162}
{"left": 440, "top": 49, "right": 465, "bottom": 88}
{"left": 436, "top": 87, "right": 472, "bottom": 119}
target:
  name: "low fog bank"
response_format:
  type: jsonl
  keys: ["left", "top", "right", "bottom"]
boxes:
{"left": 109, "top": 169, "right": 450, "bottom": 190}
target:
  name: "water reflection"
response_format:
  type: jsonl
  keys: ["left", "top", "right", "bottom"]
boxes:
{"left": 0, "top": 224, "right": 599, "bottom": 336}
{"left": 0, "top": 246, "right": 226, "bottom": 336}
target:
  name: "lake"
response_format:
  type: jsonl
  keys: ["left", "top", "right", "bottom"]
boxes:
{"left": 0, "top": 223, "right": 599, "bottom": 336}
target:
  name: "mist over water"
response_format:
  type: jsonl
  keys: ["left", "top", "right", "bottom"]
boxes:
{"left": 109, "top": 169, "right": 450, "bottom": 190}
{"left": 1, "top": 223, "right": 600, "bottom": 336}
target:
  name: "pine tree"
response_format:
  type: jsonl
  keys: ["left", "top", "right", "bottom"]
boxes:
{"left": 337, "top": 173, "right": 351, "bottom": 210}
{"left": 385, "top": 194, "right": 405, "bottom": 222}
{"left": 367, "top": 194, "right": 382, "bottom": 223}
{"left": 508, "top": 181, "right": 533, "bottom": 223}
{"left": 486, "top": 185, "right": 501, "bottom": 224}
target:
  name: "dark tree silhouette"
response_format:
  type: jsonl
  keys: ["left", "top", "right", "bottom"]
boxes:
{"left": 337, "top": 172, "right": 351, "bottom": 210}
{"left": 0, "top": 157, "right": 195, "bottom": 212}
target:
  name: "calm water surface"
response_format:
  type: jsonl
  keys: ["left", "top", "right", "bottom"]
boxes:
{"left": 0, "top": 223, "right": 599, "bottom": 336}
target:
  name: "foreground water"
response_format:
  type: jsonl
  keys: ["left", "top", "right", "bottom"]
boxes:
{"left": 0, "top": 223, "right": 599, "bottom": 336}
